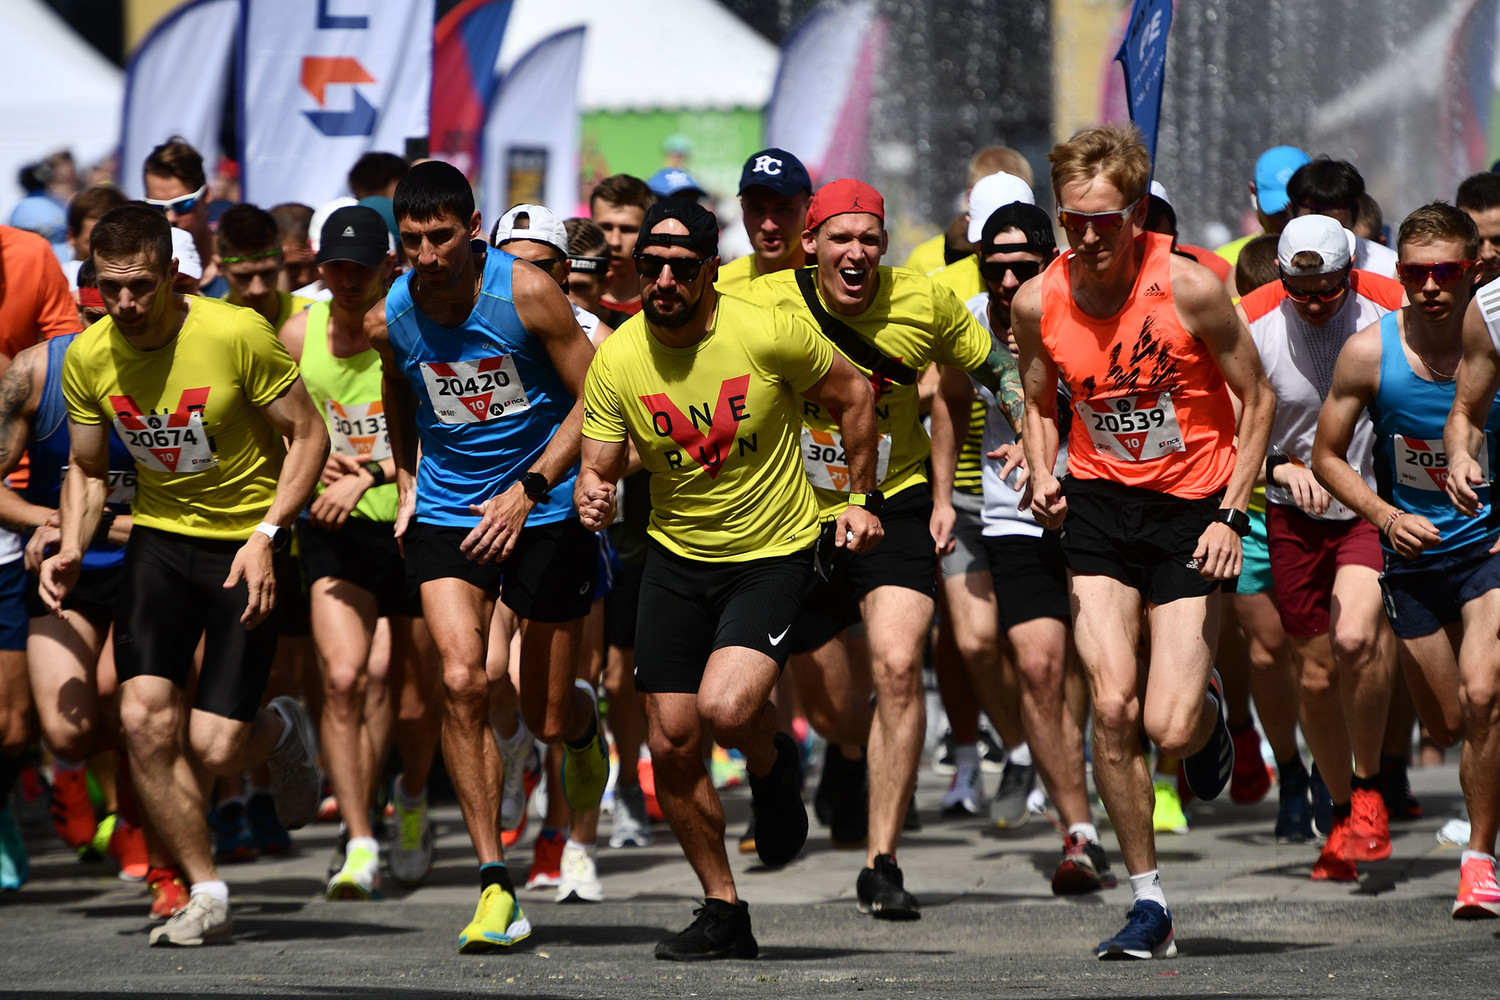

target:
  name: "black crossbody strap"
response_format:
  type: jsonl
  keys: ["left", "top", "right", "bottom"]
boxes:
{"left": 793, "top": 268, "right": 918, "bottom": 386}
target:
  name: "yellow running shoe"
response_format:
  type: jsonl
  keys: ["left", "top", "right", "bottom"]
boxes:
{"left": 457, "top": 884, "right": 532, "bottom": 953}
{"left": 1152, "top": 780, "right": 1189, "bottom": 834}
{"left": 561, "top": 680, "right": 609, "bottom": 813}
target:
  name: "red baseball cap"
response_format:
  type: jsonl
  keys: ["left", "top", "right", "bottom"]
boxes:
{"left": 805, "top": 178, "right": 884, "bottom": 232}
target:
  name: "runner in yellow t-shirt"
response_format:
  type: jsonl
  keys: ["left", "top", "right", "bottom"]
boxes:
{"left": 216, "top": 203, "right": 315, "bottom": 332}
{"left": 40, "top": 205, "right": 329, "bottom": 949}
{"left": 577, "top": 197, "right": 881, "bottom": 961}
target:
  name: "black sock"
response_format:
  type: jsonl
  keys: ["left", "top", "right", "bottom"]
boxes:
{"left": 1278, "top": 755, "right": 1307, "bottom": 781}
{"left": 480, "top": 862, "right": 514, "bottom": 895}
{"left": 1332, "top": 801, "right": 1353, "bottom": 820}
{"left": 564, "top": 710, "right": 598, "bottom": 752}
{"left": 1379, "top": 754, "right": 1407, "bottom": 776}
{"left": 0, "top": 752, "right": 21, "bottom": 804}
{"left": 1351, "top": 773, "right": 1381, "bottom": 793}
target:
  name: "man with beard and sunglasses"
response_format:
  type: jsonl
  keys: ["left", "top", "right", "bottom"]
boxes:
{"left": 1314, "top": 203, "right": 1500, "bottom": 919}
{"left": 1011, "top": 124, "right": 1275, "bottom": 960}
{"left": 576, "top": 197, "right": 881, "bottom": 959}
{"left": 1240, "top": 213, "right": 1403, "bottom": 885}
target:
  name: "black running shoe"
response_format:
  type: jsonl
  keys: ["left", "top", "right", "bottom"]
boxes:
{"left": 654, "top": 898, "right": 758, "bottom": 961}
{"left": 818, "top": 747, "right": 868, "bottom": 847}
{"left": 1309, "top": 763, "right": 1333, "bottom": 839}
{"left": 1181, "top": 669, "right": 1233, "bottom": 802}
{"left": 747, "top": 732, "right": 808, "bottom": 869}
{"left": 856, "top": 854, "right": 920, "bottom": 920}
{"left": 1275, "top": 760, "right": 1316, "bottom": 844}
{"left": 1380, "top": 756, "right": 1422, "bottom": 821}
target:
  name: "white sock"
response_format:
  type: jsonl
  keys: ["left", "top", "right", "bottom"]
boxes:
{"left": 1069, "top": 822, "right": 1101, "bottom": 844}
{"left": 190, "top": 879, "right": 230, "bottom": 904}
{"left": 564, "top": 837, "right": 594, "bottom": 855}
{"left": 953, "top": 743, "right": 980, "bottom": 769}
{"left": 1129, "top": 869, "right": 1167, "bottom": 909}
{"left": 1461, "top": 849, "right": 1496, "bottom": 866}
{"left": 1008, "top": 742, "right": 1032, "bottom": 767}
{"left": 347, "top": 836, "right": 379, "bottom": 857}
{"left": 394, "top": 775, "right": 426, "bottom": 809}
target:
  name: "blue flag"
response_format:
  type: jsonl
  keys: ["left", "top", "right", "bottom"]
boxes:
{"left": 1114, "top": 0, "right": 1173, "bottom": 167}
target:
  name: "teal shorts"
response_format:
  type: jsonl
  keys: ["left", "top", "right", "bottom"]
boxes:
{"left": 1233, "top": 507, "right": 1273, "bottom": 595}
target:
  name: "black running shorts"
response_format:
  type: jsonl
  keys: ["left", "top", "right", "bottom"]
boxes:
{"left": 404, "top": 518, "right": 597, "bottom": 623}
{"left": 298, "top": 517, "right": 420, "bottom": 619}
{"left": 982, "top": 532, "right": 1070, "bottom": 630}
{"left": 26, "top": 563, "right": 121, "bottom": 625}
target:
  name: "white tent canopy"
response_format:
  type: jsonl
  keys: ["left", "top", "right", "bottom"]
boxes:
{"left": 0, "top": 0, "right": 122, "bottom": 220}
{"left": 497, "top": 0, "right": 777, "bottom": 113}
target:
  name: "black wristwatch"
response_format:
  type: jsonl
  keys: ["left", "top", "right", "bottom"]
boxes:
{"left": 1214, "top": 508, "right": 1251, "bottom": 537}
{"left": 361, "top": 461, "right": 387, "bottom": 487}
{"left": 848, "top": 488, "right": 884, "bottom": 516}
{"left": 1265, "top": 452, "right": 1292, "bottom": 486}
{"left": 521, "top": 472, "right": 551, "bottom": 501}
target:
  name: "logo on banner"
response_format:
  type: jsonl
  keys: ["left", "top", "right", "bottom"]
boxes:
{"left": 302, "top": 56, "right": 378, "bottom": 137}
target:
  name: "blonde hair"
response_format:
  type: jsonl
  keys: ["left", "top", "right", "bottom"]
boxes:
{"left": 969, "top": 146, "right": 1033, "bottom": 187}
{"left": 1048, "top": 124, "right": 1151, "bottom": 208}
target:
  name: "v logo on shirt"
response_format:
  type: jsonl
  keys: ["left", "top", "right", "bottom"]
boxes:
{"left": 639, "top": 375, "right": 751, "bottom": 479}
{"left": 109, "top": 387, "right": 212, "bottom": 473}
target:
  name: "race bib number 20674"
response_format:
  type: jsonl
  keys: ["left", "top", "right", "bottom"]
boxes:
{"left": 420, "top": 356, "right": 530, "bottom": 424}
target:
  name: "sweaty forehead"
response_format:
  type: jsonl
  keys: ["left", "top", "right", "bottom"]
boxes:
{"left": 95, "top": 251, "right": 166, "bottom": 278}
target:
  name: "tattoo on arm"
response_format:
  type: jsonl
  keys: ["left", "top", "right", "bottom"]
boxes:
{"left": 969, "top": 346, "right": 1025, "bottom": 434}
{"left": 0, "top": 353, "right": 35, "bottom": 476}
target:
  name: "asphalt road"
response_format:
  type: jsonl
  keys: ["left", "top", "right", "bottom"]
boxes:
{"left": 3, "top": 762, "right": 1496, "bottom": 999}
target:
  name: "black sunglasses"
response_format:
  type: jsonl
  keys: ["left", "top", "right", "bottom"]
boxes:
{"left": 634, "top": 253, "right": 706, "bottom": 283}
{"left": 979, "top": 259, "right": 1043, "bottom": 285}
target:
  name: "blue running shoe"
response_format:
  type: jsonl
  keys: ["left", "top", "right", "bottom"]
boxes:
{"left": 0, "top": 806, "right": 28, "bottom": 890}
{"left": 1181, "top": 670, "right": 1233, "bottom": 802}
{"left": 1309, "top": 763, "right": 1333, "bottom": 839}
{"left": 1097, "top": 900, "right": 1177, "bottom": 960}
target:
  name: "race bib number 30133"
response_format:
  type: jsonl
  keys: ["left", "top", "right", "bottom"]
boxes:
{"left": 801, "top": 427, "right": 891, "bottom": 492}
{"left": 112, "top": 410, "right": 216, "bottom": 474}
{"left": 326, "top": 399, "right": 392, "bottom": 460}
{"left": 1075, "top": 391, "right": 1185, "bottom": 462}
{"left": 420, "top": 356, "right": 530, "bottom": 424}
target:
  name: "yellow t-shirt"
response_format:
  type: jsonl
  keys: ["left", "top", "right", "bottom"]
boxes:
{"left": 63, "top": 297, "right": 300, "bottom": 540}
{"left": 930, "top": 254, "right": 983, "bottom": 301}
{"left": 714, "top": 254, "right": 761, "bottom": 298}
{"left": 222, "top": 289, "right": 315, "bottom": 332}
{"left": 1214, "top": 233, "right": 1259, "bottom": 267}
{"left": 747, "top": 267, "right": 991, "bottom": 510}
{"left": 903, "top": 234, "right": 945, "bottom": 275}
{"left": 583, "top": 295, "right": 832, "bottom": 562}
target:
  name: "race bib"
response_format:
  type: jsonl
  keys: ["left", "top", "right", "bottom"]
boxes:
{"left": 60, "top": 466, "right": 136, "bottom": 505}
{"left": 800, "top": 427, "right": 891, "bottom": 492}
{"left": 326, "top": 399, "right": 392, "bottom": 460}
{"left": 1394, "top": 434, "right": 1488, "bottom": 493}
{"left": 112, "top": 410, "right": 216, "bottom": 474}
{"left": 420, "top": 356, "right": 530, "bottom": 424}
{"left": 1074, "top": 391, "right": 1185, "bottom": 463}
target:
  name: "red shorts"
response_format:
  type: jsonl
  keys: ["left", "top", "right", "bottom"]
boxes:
{"left": 1265, "top": 503, "right": 1383, "bottom": 637}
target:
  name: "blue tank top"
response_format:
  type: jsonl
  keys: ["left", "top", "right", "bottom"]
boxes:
{"left": 385, "top": 244, "right": 578, "bottom": 526}
{"left": 1369, "top": 312, "right": 1500, "bottom": 555}
{"left": 23, "top": 334, "right": 135, "bottom": 570}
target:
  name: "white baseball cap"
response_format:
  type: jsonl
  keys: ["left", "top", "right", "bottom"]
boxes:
{"left": 490, "top": 204, "right": 567, "bottom": 256}
{"left": 1278, "top": 214, "right": 1353, "bottom": 275}
{"left": 170, "top": 227, "right": 202, "bottom": 280}
{"left": 967, "top": 171, "right": 1035, "bottom": 243}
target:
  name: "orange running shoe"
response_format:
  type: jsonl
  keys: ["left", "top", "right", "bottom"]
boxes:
{"left": 1453, "top": 856, "right": 1500, "bottom": 919}
{"left": 1346, "top": 787, "right": 1392, "bottom": 862}
{"left": 107, "top": 815, "right": 148, "bottom": 882}
{"left": 147, "top": 866, "right": 189, "bottom": 920}
{"left": 1311, "top": 816, "right": 1358, "bottom": 882}
{"left": 525, "top": 830, "right": 565, "bottom": 890}
{"left": 49, "top": 766, "right": 97, "bottom": 852}
{"left": 1228, "top": 726, "right": 1272, "bottom": 805}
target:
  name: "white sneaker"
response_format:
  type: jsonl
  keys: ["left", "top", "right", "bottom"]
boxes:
{"left": 149, "top": 893, "right": 232, "bottom": 946}
{"left": 1438, "top": 816, "right": 1473, "bottom": 847}
{"left": 609, "top": 783, "right": 654, "bottom": 848}
{"left": 555, "top": 842, "right": 604, "bottom": 903}
{"left": 940, "top": 761, "right": 984, "bottom": 816}
{"left": 496, "top": 717, "right": 538, "bottom": 832}
{"left": 327, "top": 842, "right": 380, "bottom": 900}
{"left": 389, "top": 780, "right": 434, "bottom": 886}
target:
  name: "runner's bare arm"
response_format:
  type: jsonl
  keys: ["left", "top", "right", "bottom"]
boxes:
{"left": 576, "top": 436, "right": 627, "bottom": 530}
{"left": 278, "top": 306, "right": 309, "bottom": 363}
{"left": 512, "top": 262, "right": 596, "bottom": 489}
{"left": 1444, "top": 295, "right": 1500, "bottom": 516}
{"left": 962, "top": 332, "right": 1024, "bottom": 435}
{"left": 802, "top": 351, "right": 883, "bottom": 552}
{"left": 38, "top": 419, "right": 112, "bottom": 613}
{"left": 370, "top": 299, "right": 420, "bottom": 536}
{"left": 0, "top": 344, "right": 57, "bottom": 533}
{"left": 255, "top": 380, "right": 331, "bottom": 530}
{"left": 1011, "top": 279, "right": 1065, "bottom": 526}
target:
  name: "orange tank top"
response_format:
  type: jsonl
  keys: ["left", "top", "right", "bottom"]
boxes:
{"left": 1038, "top": 231, "right": 1237, "bottom": 499}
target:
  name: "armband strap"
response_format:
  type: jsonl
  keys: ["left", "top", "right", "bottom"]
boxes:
{"left": 362, "top": 461, "right": 387, "bottom": 487}
{"left": 91, "top": 509, "right": 116, "bottom": 543}
{"left": 1382, "top": 509, "right": 1405, "bottom": 536}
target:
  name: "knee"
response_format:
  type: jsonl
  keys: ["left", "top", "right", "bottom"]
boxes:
{"left": 441, "top": 662, "right": 487, "bottom": 710}
{"left": 873, "top": 651, "right": 923, "bottom": 704}
{"left": 191, "top": 727, "right": 247, "bottom": 775}
{"left": 1090, "top": 689, "right": 1140, "bottom": 748}
{"left": 698, "top": 692, "right": 756, "bottom": 739}
{"left": 1461, "top": 678, "right": 1500, "bottom": 727}
{"left": 322, "top": 662, "right": 367, "bottom": 708}
{"left": 1329, "top": 626, "right": 1376, "bottom": 669}
{"left": 1149, "top": 710, "right": 1201, "bottom": 759}
{"left": 1014, "top": 648, "right": 1064, "bottom": 695}
{"left": 119, "top": 694, "right": 172, "bottom": 755}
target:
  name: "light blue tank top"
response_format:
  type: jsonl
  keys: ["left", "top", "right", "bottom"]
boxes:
{"left": 385, "top": 243, "right": 577, "bottom": 526}
{"left": 1369, "top": 311, "right": 1500, "bottom": 555}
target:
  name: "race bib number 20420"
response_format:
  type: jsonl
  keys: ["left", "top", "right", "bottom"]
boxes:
{"left": 420, "top": 356, "right": 530, "bottom": 425}
{"left": 1074, "top": 391, "right": 1185, "bottom": 463}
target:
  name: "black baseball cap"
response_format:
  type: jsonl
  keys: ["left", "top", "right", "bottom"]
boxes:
{"left": 738, "top": 147, "right": 812, "bottom": 198}
{"left": 317, "top": 206, "right": 390, "bottom": 267}
{"left": 981, "top": 202, "right": 1056, "bottom": 255}
{"left": 636, "top": 197, "right": 719, "bottom": 258}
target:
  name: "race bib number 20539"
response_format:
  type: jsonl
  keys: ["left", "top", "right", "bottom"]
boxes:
{"left": 420, "top": 356, "right": 530, "bottom": 424}
{"left": 1075, "top": 391, "right": 1185, "bottom": 463}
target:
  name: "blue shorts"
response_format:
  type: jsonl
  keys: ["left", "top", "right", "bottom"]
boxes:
{"left": 1233, "top": 507, "right": 1274, "bottom": 596}
{"left": 0, "top": 559, "right": 26, "bottom": 651}
{"left": 1379, "top": 537, "right": 1500, "bottom": 639}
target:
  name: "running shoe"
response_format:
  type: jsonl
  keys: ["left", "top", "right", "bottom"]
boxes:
{"left": 737, "top": 815, "right": 757, "bottom": 855}
{"left": 940, "top": 760, "right": 984, "bottom": 818}
{"left": 1452, "top": 856, "right": 1500, "bottom": 919}
{"left": 316, "top": 783, "right": 341, "bottom": 824}
{"left": 747, "top": 731, "right": 808, "bottom": 869}
{"left": 326, "top": 825, "right": 348, "bottom": 881}
{"left": 326, "top": 842, "right": 380, "bottom": 900}
{"left": 526, "top": 830, "right": 565, "bottom": 889}
{"left": 1097, "top": 900, "right": 1176, "bottom": 960}
{"left": 50, "top": 765, "right": 97, "bottom": 853}
{"left": 561, "top": 681, "right": 608, "bottom": 813}
{"left": 1152, "top": 780, "right": 1189, "bottom": 835}
{"left": 609, "top": 783, "right": 654, "bottom": 849}
{"left": 1052, "top": 833, "right": 1116, "bottom": 895}
{"left": 555, "top": 842, "right": 604, "bottom": 903}
{"left": 147, "top": 866, "right": 189, "bottom": 919}
{"left": 1346, "top": 787, "right": 1391, "bottom": 862}
{"left": 0, "top": 806, "right": 28, "bottom": 890}
{"left": 214, "top": 799, "right": 259, "bottom": 863}
{"left": 1380, "top": 757, "right": 1422, "bottom": 821}
{"left": 150, "top": 893, "right": 232, "bottom": 947}
{"left": 12, "top": 763, "right": 50, "bottom": 828}
{"left": 265, "top": 696, "right": 321, "bottom": 830}
{"left": 1274, "top": 763, "right": 1316, "bottom": 844}
{"left": 389, "top": 782, "right": 434, "bottom": 887}
{"left": 1181, "top": 669, "right": 1234, "bottom": 802}
{"left": 1437, "top": 814, "right": 1472, "bottom": 847}
{"left": 88, "top": 811, "right": 116, "bottom": 860}
{"left": 818, "top": 747, "right": 868, "bottom": 848}
{"left": 457, "top": 884, "right": 531, "bottom": 952}
{"left": 1309, "top": 764, "right": 1333, "bottom": 838}
{"left": 247, "top": 791, "right": 291, "bottom": 855}
{"left": 1311, "top": 816, "right": 1358, "bottom": 882}
{"left": 978, "top": 728, "right": 1007, "bottom": 774}
{"left": 856, "top": 854, "right": 920, "bottom": 920}
{"left": 931, "top": 730, "right": 956, "bottom": 776}
{"left": 655, "top": 898, "right": 757, "bottom": 961}
{"left": 990, "top": 760, "right": 1036, "bottom": 829}
{"left": 497, "top": 718, "right": 538, "bottom": 832}
{"left": 1229, "top": 725, "right": 1272, "bottom": 805}
{"left": 107, "top": 814, "right": 149, "bottom": 881}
